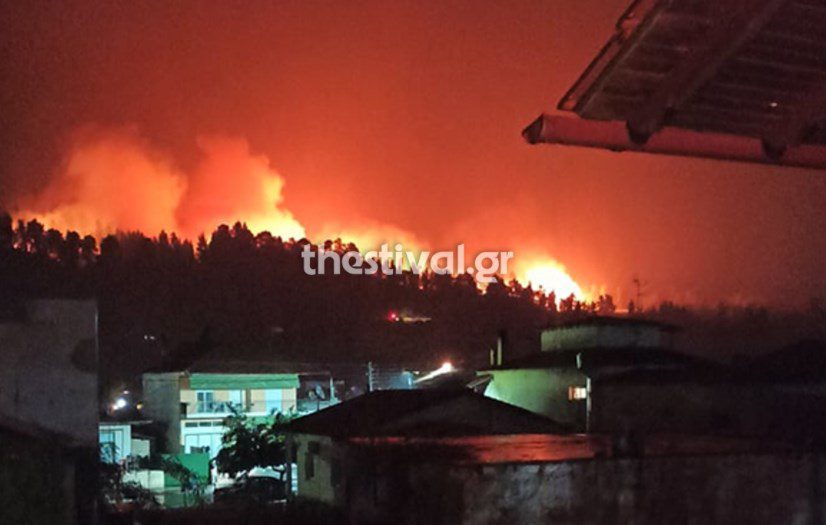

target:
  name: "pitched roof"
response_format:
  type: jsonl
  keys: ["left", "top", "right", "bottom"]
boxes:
{"left": 288, "top": 389, "right": 568, "bottom": 437}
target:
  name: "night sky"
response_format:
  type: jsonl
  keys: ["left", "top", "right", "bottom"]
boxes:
{"left": 2, "top": 0, "right": 825, "bottom": 306}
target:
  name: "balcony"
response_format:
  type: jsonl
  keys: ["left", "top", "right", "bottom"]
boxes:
{"left": 185, "top": 399, "right": 337, "bottom": 418}
{"left": 190, "top": 401, "right": 242, "bottom": 417}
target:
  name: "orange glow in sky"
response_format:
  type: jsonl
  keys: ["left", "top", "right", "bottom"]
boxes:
{"left": 3, "top": 0, "right": 826, "bottom": 306}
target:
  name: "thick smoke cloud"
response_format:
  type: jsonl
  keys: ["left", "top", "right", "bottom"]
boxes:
{"left": 21, "top": 127, "right": 304, "bottom": 241}
{"left": 17, "top": 126, "right": 585, "bottom": 298}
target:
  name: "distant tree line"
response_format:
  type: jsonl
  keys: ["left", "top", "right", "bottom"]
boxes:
{"left": 0, "top": 212, "right": 823, "bottom": 387}
{"left": 0, "top": 213, "right": 598, "bottom": 383}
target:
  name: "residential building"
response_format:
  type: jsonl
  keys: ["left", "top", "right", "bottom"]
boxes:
{"left": 286, "top": 389, "right": 567, "bottom": 510}
{"left": 478, "top": 317, "right": 729, "bottom": 433}
{"left": 285, "top": 388, "right": 805, "bottom": 524}
{"left": 478, "top": 317, "right": 826, "bottom": 438}
{"left": 540, "top": 316, "right": 677, "bottom": 351}
{"left": 99, "top": 420, "right": 153, "bottom": 464}
{"left": 142, "top": 359, "right": 338, "bottom": 457}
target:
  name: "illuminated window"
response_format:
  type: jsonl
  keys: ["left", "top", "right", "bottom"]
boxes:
{"left": 228, "top": 390, "right": 244, "bottom": 411}
{"left": 265, "top": 389, "right": 283, "bottom": 414}
{"left": 568, "top": 386, "right": 587, "bottom": 401}
{"left": 196, "top": 391, "right": 214, "bottom": 413}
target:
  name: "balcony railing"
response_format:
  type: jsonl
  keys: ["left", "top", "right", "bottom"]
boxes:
{"left": 297, "top": 399, "right": 337, "bottom": 414}
{"left": 193, "top": 401, "right": 241, "bottom": 415}
{"left": 188, "top": 399, "right": 338, "bottom": 417}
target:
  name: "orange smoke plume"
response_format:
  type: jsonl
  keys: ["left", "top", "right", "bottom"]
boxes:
{"left": 316, "top": 220, "right": 422, "bottom": 253}
{"left": 16, "top": 126, "right": 587, "bottom": 297}
{"left": 19, "top": 127, "right": 304, "bottom": 241}
{"left": 23, "top": 127, "right": 184, "bottom": 235}
{"left": 175, "top": 136, "right": 304, "bottom": 240}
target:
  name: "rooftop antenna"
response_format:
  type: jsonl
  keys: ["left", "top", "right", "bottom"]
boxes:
{"left": 631, "top": 274, "right": 647, "bottom": 312}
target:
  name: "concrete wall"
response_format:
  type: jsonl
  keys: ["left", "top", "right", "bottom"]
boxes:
{"left": 293, "top": 433, "right": 342, "bottom": 506}
{"left": 123, "top": 469, "right": 165, "bottom": 490}
{"left": 348, "top": 453, "right": 826, "bottom": 525}
{"left": 0, "top": 428, "right": 77, "bottom": 525}
{"left": 484, "top": 368, "right": 587, "bottom": 428}
{"left": 541, "top": 324, "right": 665, "bottom": 352}
{"left": 0, "top": 300, "right": 98, "bottom": 447}
{"left": 131, "top": 437, "right": 151, "bottom": 458}
{"left": 142, "top": 372, "right": 182, "bottom": 452}
{"left": 589, "top": 381, "right": 783, "bottom": 436}
{"left": 457, "top": 454, "right": 824, "bottom": 525}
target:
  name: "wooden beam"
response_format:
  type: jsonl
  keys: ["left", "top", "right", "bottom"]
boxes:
{"left": 558, "top": 0, "right": 662, "bottom": 114}
{"left": 763, "top": 83, "right": 826, "bottom": 150}
{"left": 523, "top": 114, "right": 826, "bottom": 170}
{"left": 627, "top": 0, "right": 788, "bottom": 138}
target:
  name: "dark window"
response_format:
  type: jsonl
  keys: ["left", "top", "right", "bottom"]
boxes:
{"left": 331, "top": 458, "right": 341, "bottom": 486}
{"left": 304, "top": 452, "right": 315, "bottom": 480}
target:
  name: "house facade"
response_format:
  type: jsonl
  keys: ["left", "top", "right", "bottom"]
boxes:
{"left": 478, "top": 318, "right": 718, "bottom": 432}
{"left": 99, "top": 421, "right": 153, "bottom": 463}
{"left": 286, "top": 389, "right": 568, "bottom": 510}
{"left": 142, "top": 362, "right": 339, "bottom": 458}
{"left": 478, "top": 317, "right": 817, "bottom": 438}
{"left": 142, "top": 371, "right": 301, "bottom": 457}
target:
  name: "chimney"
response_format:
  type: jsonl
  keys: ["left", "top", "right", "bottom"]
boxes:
{"left": 495, "top": 330, "right": 507, "bottom": 367}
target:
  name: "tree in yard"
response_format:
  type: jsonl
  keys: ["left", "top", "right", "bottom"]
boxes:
{"left": 215, "top": 410, "right": 296, "bottom": 478}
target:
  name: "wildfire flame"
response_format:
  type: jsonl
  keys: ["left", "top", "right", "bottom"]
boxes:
{"left": 15, "top": 126, "right": 588, "bottom": 298}
{"left": 517, "top": 258, "right": 584, "bottom": 300}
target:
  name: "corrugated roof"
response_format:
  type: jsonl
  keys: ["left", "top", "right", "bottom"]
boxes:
{"left": 529, "top": 0, "right": 826, "bottom": 167}
{"left": 562, "top": 0, "right": 826, "bottom": 141}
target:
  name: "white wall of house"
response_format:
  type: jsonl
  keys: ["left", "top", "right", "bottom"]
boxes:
{"left": 176, "top": 387, "right": 299, "bottom": 459}
{"left": 181, "top": 419, "right": 226, "bottom": 459}
{"left": 99, "top": 423, "right": 131, "bottom": 463}
{"left": 292, "top": 434, "right": 341, "bottom": 505}
{"left": 123, "top": 470, "right": 165, "bottom": 491}
{"left": 483, "top": 368, "right": 588, "bottom": 427}
{"left": 131, "top": 437, "right": 151, "bottom": 458}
